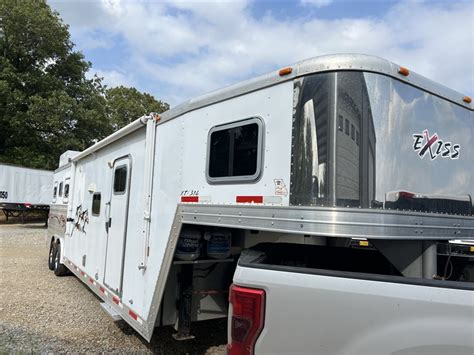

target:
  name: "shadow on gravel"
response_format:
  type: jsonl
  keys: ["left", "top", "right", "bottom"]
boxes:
{"left": 145, "top": 318, "right": 227, "bottom": 354}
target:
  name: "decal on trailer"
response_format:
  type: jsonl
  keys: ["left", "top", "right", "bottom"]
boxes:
{"left": 72, "top": 204, "right": 89, "bottom": 236}
{"left": 412, "top": 129, "right": 460, "bottom": 160}
{"left": 274, "top": 179, "right": 288, "bottom": 196}
{"left": 0, "top": 190, "right": 7, "bottom": 199}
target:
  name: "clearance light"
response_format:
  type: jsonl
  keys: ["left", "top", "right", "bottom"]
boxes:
{"left": 398, "top": 67, "right": 410, "bottom": 76}
{"left": 470, "top": 246, "right": 474, "bottom": 253}
{"left": 279, "top": 67, "right": 293, "bottom": 76}
{"left": 463, "top": 96, "right": 472, "bottom": 104}
{"left": 359, "top": 240, "right": 369, "bottom": 247}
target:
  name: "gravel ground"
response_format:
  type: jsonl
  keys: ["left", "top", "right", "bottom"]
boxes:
{"left": 0, "top": 223, "right": 227, "bottom": 354}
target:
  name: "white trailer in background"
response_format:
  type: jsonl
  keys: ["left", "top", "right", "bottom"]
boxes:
{"left": 0, "top": 163, "right": 53, "bottom": 223}
{"left": 47, "top": 54, "right": 473, "bottom": 353}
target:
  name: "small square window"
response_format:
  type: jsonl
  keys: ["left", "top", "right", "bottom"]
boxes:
{"left": 114, "top": 166, "right": 127, "bottom": 193}
{"left": 338, "top": 115, "right": 343, "bottom": 132}
{"left": 92, "top": 193, "right": 101, "bottom": 216}
{"left": 207, "top": 118, "right": 263, "bottom": 183}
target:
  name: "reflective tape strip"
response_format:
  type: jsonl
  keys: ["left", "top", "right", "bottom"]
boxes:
{"left": 263, "top": 196, "right": 282, "bottom": 204}
{"left": 236, "top": 196, "right": 263, "bottom": 203}
{"left": 181, "top": 196, "right": 199, "bottom": 203}
{"left": 128, "top": 310, "right": 143, "bottom": 324}
{"left": 63, "top": 257, "right": 142, "bottom": 324}
{"left": 180, "top": 195, "right": 212, "bottom": 203}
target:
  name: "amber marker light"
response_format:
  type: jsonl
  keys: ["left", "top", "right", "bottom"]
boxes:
{"left": 463, "top": 96, "right": 472, "bottom": 104}
{"left": 398, "top": 66, "right": 410, "bottom": 76}
{"left": 279, "top": 67, "right": 293, "bottom": 76}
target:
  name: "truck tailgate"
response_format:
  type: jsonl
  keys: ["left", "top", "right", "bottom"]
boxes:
{"left": 232, "top": 265, "right": 474, "bottom": 355}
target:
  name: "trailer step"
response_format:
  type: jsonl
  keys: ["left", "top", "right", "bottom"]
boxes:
{"left": 100, "top": 302, "right": 122, "bottom": 321}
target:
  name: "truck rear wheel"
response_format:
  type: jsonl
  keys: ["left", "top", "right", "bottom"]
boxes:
{"left": 48, "top": 240, "right": 56, "bottom": 270}
{"left": 53, "top": 242, "right": 69, "bottom": 276}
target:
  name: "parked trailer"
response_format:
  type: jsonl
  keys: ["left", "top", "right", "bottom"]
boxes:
{"left": 47, "top": 54, "right": 473, "bottom": 349}
{"left": 0, "top": 163, "right": 53, "bottom": 223}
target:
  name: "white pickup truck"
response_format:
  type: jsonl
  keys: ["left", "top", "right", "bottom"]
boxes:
{"left": 228, "top": 243, "right": 474, "bottom": 355}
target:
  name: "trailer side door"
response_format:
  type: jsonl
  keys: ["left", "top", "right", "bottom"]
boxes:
{"left": 104, "top": 156, "right": 131, "bottom": 295}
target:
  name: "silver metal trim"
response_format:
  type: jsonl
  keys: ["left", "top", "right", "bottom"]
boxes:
{"left": 145, "top": 205, "right": 183, "bottom": 341}
{"left": 206, "top": 117, "right": 265, "bottom": 184}
{"left": 63, "top": 257, "right": 149, "bottom": 340}
{"left": 177, "top": 204, "right": 474, "bottom": 240}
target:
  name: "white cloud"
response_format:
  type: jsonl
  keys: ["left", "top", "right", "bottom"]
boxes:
{"left": 49, "top": 1, "right": 473, "bottom": 106}
{"left": 300, "top": 0, "right": 334, "bottom": 8}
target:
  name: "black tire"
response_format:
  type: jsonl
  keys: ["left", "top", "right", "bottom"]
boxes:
{"left": 48, "top": 239, "right": 56, "bottom": 270}
{"left": 53, "top": 242, "right": 69, "bottom": 276}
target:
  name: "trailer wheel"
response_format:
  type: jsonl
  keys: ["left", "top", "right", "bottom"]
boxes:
{"left": 48, "top": 240, "right": 56, "bottom": 270}
{"left": 53, "top": 242, "right": 68, "bottom": 277}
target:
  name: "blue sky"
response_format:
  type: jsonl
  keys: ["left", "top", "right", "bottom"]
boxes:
{"left": 49, "top": 0, "right": 474, "bottom": 106}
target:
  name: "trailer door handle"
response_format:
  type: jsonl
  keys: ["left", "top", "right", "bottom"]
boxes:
{"left": 105, "top": 218, "right": 111, "bottom": 232}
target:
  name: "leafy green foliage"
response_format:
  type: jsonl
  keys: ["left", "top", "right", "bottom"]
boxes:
{"left": 106, "top": 86, "right": 169, "bottom": 130}
{"left": 0, "top": 0, "right": 168, "bottom": 170}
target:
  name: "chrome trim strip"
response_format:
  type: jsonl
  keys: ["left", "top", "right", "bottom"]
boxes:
{"left": 177, "top": 204, "right": 474, "bottom": 240}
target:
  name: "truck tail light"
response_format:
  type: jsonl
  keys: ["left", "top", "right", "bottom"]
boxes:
{"left": 227, "top": 284, "right": 265, "bottom": 355}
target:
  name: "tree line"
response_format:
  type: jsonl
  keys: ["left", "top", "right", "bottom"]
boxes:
{"left": 0, "top": 0, "right": 169, "bottom": 170}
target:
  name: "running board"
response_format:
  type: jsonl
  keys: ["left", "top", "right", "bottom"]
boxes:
{"left": 100, "top": 302, "right": 122, "bottom": 321}
{"left": 178, "top": 204, "right": 474, "bottom": 240}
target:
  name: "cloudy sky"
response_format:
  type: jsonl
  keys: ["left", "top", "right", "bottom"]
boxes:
{"left": 49, "top": 0, "right": 474, "bottom": 106}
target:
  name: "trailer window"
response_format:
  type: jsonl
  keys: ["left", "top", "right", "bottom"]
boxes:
{"left": 207, "top": 118, "right": 263, "bottom": 183}
{"left": 113, "top": 166, "right": 127, "bottom": 193}
{"left": 92, "top": 193, "right": 101, "bottom": 216}
{"left": 53, "top": 183, "right": 57, "bottom": 198}
{"left": 58, "top": 182, "right": 63, "bottom": 197}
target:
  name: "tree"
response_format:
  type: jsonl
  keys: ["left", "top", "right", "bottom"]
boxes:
{"left": 0, "top": 0, "right": 169, "bottom": 170}
{"left": 106, "top": 86, "right": 169, "bottom": 130}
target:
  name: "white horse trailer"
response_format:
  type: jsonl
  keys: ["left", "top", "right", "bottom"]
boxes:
{"left": 0, "top": 163, "right": 53, "bottom": 222}
{"left": 47, "top": 54, "right": 474, "bottom": 342}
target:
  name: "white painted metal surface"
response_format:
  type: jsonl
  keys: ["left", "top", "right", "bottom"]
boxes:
{"left": 0, "top": 163, "right": 53, "bottom": 205}
{"left": 233, "top": 266, "right": 474, "bottom": 355}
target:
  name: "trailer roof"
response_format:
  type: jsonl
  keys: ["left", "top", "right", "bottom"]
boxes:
{"left": 0, "top": 162, "right": 53, "bottom": 173}
{"left": 159, "top": 53, "right": 472, "bottom": 124}
{"left": 72, "top": 54, "right": 472, "bottom": 163}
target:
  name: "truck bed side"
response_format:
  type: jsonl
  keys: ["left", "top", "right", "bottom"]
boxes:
{"left": 233, "top": 257, "right": 474, "bottom": 355}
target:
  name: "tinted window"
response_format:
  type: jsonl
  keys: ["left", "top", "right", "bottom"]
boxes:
{"left": 92, "top": 193, "right": 101, "bottom": 215}
{"left": 58, "top": 182, "right": 63, "bottom": 197}
{"left": 338, "top": 115, "right": 343, "bottom": 131}
{"left": 64, "top": 184, "right": 69, "bottom": 198}
{"left": 208, "top": 120, "right": 261, "bottom": 180}
{"left": 53, "top": 184, "right": 57, "bottom": 197}
{"left": 114, "top": 166, "right": 127, "bottom": 193}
